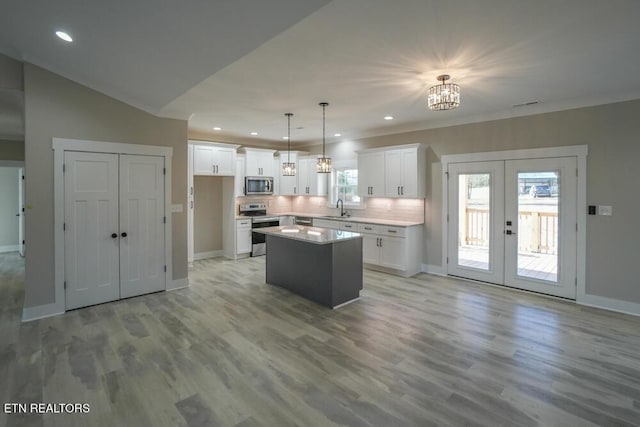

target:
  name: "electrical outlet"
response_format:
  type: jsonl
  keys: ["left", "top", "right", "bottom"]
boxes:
{"left": 598, "top": 205, "right": 612, "bottom": 216}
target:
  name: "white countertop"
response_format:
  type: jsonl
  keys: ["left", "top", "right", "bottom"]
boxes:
{"left": 253, "top": 225, "right": 362, "bottom": 245}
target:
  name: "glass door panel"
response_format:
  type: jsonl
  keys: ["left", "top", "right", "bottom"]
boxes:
{"left": 505, "top": 158, "right": 577, "bottom": 299}
{"left": 458, "top": 173, "right": 491, "bottom": 270}
{"left": 447, "top": 161, "right": 504, "bottom": 284}
{"left": 516, "top": 171, "right": 559, "bottom": 282}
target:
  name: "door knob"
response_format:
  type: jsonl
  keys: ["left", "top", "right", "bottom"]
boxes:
{"left": 121, "top": 232, "right": 128, "bottom": 238}
{"left": 111, "top": 233, "right": 118, "bottom": 238}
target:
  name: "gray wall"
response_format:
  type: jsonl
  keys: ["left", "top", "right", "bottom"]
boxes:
{"left": 0, "top": 167, "right": 19, "bottom": 248}
{"left": 0, "top": 140, "right": 24, "bottom": 161}
{"left": 193, "top": 176, "right": 223, "bottom": 254}
{"left": 23, "top": 63, "right": 188, "bottom": 308}
{"left": 312, "top": 99, "right": 640, "bottom": 304}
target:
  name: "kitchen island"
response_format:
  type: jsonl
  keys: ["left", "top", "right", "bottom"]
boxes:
{"left": 253, "top": 225, "right": 363, "bottom": 308}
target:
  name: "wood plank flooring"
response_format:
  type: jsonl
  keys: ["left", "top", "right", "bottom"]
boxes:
{"left": 2, "top": 252, "right": 640, "bottom": 426}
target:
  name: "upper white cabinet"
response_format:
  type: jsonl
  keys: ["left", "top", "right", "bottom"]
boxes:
{"left": 235, "top": 156, "right": 245, "bottom": 197}
{"left": 357, "top": 143, "right": 426, "bottom": 198}
{"left": 278, "top": 151, "right": 302, "bottom": 196}
{"left": 191, "top": 141, "right": 238, "bottom": 176}
{"left": 298, "top": 157, "right": 328, "bottom": 196}
{"left": 243, "top": 148, "right": 275, "bottom": 177}
{"left": 358, "top": 151, "right": 385, "bottom": 197}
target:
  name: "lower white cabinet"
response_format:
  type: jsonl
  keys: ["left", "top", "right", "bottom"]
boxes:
{"left": 311, "top": 218, "right": 423, "bottom": 277}
{"left": 236, "top": 219, "right": 251, "bottom": 255}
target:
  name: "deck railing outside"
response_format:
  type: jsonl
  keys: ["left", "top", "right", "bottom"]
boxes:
{"left": 464, "top": 208, "right": 558, "bottom": 255}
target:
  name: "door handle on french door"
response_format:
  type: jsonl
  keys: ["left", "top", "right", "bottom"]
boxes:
{"left": 505, "top": 230, "right": 516, "bottom": 235}
{"left": 111, "top": 233, "right": 118, "bottom": 239}
{"left": 121, "top": 232, "right": 128, "bottom": 238}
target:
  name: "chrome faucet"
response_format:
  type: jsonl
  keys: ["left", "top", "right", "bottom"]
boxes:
{"left": 336, "top": 198, "right": 345, "bottom": 216}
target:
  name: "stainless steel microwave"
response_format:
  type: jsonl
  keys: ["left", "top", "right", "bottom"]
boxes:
{"left": 245, "top": 176, "right": 273, "bottom": 195}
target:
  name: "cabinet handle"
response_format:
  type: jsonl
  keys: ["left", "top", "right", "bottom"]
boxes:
{"left": 370, "top": 186, "right": 373, "bottom": 195}
{"left": 387, "top": 229, "right": 397, "bottom": 233}
{"left": 190, "top": 200, "right": 193, "bottom": 209}
{"left": 379, "top": 238, "right": 382, "bottom": 247}
{"left": 190, "top": 186, "right": 193, "bottom": 196}
{"left": 401, "top": 186, "right": 404, "bottom": 195}
{"left": 111, "top": 233, "right": 118, "bottom": 239}
{"left": 294, "top": 187, "right": 296, "bottom": 194}
{"left": 364, "top": 227, "right": 372, "bottom": 230}
{"left": 121, "top": 232, "right": 128, "bottom": 238}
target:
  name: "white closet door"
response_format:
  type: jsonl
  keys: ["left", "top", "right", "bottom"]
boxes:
{"left": 119, "top": 155, "right": 165, "bottom": 298}
{"left": 64, "top": 152, "right": 120, "bottom": 310}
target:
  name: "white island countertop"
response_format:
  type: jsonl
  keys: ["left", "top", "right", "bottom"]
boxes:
{"left": 253, "top": 225, "right": 361, "bottom": 245}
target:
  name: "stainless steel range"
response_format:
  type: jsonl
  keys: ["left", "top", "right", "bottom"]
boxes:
{"left": 238, "top": 203, "right": 281, "bottom": 257}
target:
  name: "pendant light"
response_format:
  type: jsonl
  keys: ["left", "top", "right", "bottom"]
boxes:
{"left": 316, "top": 102, "right": 332, "bottom": 173}
{"left": 428, "top": 74, "right": 460, "bottom": 111}
{"left": 282, "top": 113, "right": 296, "bottom": 176}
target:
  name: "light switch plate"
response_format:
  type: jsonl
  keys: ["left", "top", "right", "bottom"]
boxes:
{"left": 171, "top": 204, "right": 183, "bottom": 213}
{"left": 598, "top": 205, "right": 612, "bottom": 216}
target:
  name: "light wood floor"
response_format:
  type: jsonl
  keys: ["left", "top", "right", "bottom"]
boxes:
{"left": 2, "top": 252, "right": 640, "bottom": 426}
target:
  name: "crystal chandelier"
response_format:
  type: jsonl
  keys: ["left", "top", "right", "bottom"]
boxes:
{"left": 282, "top": 113, "right": 296, "bottom": 176}
{"left": 428, "top": 74, "right": 460, "bottom": 111}
{"left": 316, "top": 102, "right": 332, "bottom": 173}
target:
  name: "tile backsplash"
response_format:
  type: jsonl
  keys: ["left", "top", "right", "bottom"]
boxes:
{"left": 238, "top": 195, "right": 424, "bottom": 223}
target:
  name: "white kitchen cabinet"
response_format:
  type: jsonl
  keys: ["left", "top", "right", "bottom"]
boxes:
{"left": 278, "top": 151, "right": 307, "bottom": 196}
{"left": 313, "top": 218, "right": 339, "bottom": 229}
{"left": 358, "top": 151, "right": 385, "bottom": 197}
{"left": 235, "top": 156, "right": 245, "bottom": 197}
{"left": 236, "top": 218, "right": 252, "bottom": 255}
{"left": 298, "top": 157, "right": 328, "bottom": 196}
{"left": 385, "top": 147, "right": 419, "bottom": 197}
{"left": 192, "top": 143, "right": 237, "bottom": 176}
{"left": 357, "top": 143, "right": 426, "bottom": 198}
{"left": 356, "top": 222, "right": 422, "bottom": 277}
{"left": 244, "top": 148, "right": 275, "bottom": 177}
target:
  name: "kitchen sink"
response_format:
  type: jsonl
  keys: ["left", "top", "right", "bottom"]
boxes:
{"left": 318, "top": 215, "right": 354, "bottom": 221}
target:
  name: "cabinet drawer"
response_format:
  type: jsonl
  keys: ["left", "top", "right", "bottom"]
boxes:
{"left": 380, "top": 226, "right": 406, "bottom": 237}
{"left": 357, "top": 223, "right": 380, "bottom": 234}
{"left": 340, "top": 222, "right": 357, "bottom": 231}
{"left": 236, "top": 219, "right": 251, "bottom": 228}
{"left": 313, "top": 219, "right": 339, "bottom": 229}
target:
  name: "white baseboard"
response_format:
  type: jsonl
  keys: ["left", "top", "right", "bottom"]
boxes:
{"left": 422, "top": 263, "right": 447, "bottom": 276}
{"left": 167, "top": 277, "right": 189, "bottom": 291}
{"left": 193, "top": 250, "right": 223, "bottom": 261}
{"left": 22, "top": 302, "right": 65, "bottom": 322}
{"left": 578, "top": 294, "right": 640, "bottom": 317}
{"left": 0, "top": 245, "right": 19, "bottom": 254}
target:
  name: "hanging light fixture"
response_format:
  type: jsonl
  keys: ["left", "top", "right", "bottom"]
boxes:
{"left": 282, "top": 113, "right": 296, "bottom": 176}
{"left": 428, "top": 74, "right": 460, "bottom": 111}
{"left": 316, "top": 102, "right": 332, "bottom": 173}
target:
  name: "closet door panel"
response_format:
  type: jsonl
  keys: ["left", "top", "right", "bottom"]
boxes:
{"left": 64, "top": 151, "right": 120, "bottom": 310}
{"left": 119, "top": 155, "right": 166, "bottom": 298}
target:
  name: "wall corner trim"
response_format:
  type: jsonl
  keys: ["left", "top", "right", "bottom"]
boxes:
{"left": 578, "top": 294, "right": 640, "bottom": 317}
{"left": 22, "top": 302, "right": 65, "bottom": 322}
{"left": 167, "top": 277, "right": 189, "bottom": 291}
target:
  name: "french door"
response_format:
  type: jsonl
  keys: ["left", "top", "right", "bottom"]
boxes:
{"left": 447, "top": 157, "right": 577, "bottom": 299}
{"left": 64, "top": 151, "right": 165, "bottom": 310}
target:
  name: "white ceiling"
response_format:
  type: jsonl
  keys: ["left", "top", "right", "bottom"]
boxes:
{"left": 2, "top": 0, "right": 640, "bottom": 145}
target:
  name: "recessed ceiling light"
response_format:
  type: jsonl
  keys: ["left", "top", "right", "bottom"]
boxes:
{"left": 334, "top": 133, "right": 341, "bottom": 137}
{"left": 55, "top": 31, "right": 73, "bottom": 42}
{"left": 250, "top": 132, "right": 258, "bottom": 136}
{"left": 384, "top": 116, "right": 394, "bottom": 120}
{"left": 213, "top": 127, "right": 222, "bottom": 131}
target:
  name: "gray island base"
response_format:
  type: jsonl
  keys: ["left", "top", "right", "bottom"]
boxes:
{"left": 255, "top": 226, "right": 363, "bottom": 309}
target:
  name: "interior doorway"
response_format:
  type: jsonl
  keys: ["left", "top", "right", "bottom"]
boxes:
{"left": 0, "top": 164, "right": 23, "bottom": 256}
